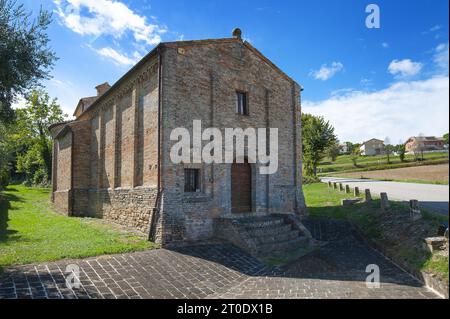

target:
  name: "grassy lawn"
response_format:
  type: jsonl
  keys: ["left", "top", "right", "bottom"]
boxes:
{"left": 317, "top": 151, "right": 448, "bottom": 176}
{"left": 0, "top": 185, "right": 156, "bottom": 272}
{"left": 303, "top": 182, "right": 449, "bottom": 282}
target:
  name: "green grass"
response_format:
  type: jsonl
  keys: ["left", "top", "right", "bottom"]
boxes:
{"left": 336, "top": 177, "right": 449, "bottom": 185}
{"left": 303, "top": 182, "right": 363, "bottom": 219}
{"left": 317, "top": 152, "right": 449, "bottom": 175}
{"left": 304, "top": 182, "right": 449, "bottom": 283}
{"left": 423, "top": 255, "right": 449, "bottom": 281}
{"left": 0, "top": 185, "right": 156, "bottom": 272}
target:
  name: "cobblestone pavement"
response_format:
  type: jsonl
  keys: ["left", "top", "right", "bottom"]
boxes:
{"left": 0, "top": 219, "right": 441, "bottom": 299}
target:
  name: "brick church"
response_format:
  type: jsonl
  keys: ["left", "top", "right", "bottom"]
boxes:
{"left": 49, "top": 29, "right": 310, "bottom": 252}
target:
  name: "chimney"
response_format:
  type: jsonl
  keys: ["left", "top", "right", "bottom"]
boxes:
{"left": 232, "top": 28, "right": 242, "bottom": 40}
{"left": 95, "top": 82, "right": 111, "bottom": 96}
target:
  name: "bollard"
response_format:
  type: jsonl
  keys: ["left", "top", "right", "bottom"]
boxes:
{"left": 345, "top": 185, "right": 350, "bottom": 194}
{"left": 354, "top": 187, "right": 360, "bottom": 197}
{"left": 409, "top": 199, "right": 422, "bottom": 221}
{"left": 364, "top": 189, "right": 372, "bottom": 202}
{"left": 380, "top": 192, "right": 390, "bottom": 211}
{"left": 339, "top": 183, "right": 344, "bottom": 191}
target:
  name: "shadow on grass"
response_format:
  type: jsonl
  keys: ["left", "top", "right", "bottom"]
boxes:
{"left": 0, "top": 189, "right": 21, "bottom": 244}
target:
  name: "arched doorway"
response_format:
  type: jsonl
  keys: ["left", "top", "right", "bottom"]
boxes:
{"left": 231, "top": 159, "right": 252, "bottom": 213}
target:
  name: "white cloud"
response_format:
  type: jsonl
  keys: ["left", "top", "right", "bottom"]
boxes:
{"left": 303, "top": 76, "right": 449, "bottom": 143}
{"left": 360, "top": 78, "right": 372, "bottom": 86}
{"left": 388, "top": 59, "right": 423, "bottom": 78}
{"left": 430, "top": 25, "right": 442, "bottom": 32}
{"left": 54, "top": 0, "right": 166, "bottom": 45}
{"left": 309, "top": 62, "right": 344, "bottom": 81}
{"left": 433, "top": 43, "right": 449, "bottom": 74}
{"left": 382, "top": 42, "right": 389, "bottom": 48}
{"left": 94, "top": 47, "right": 138, "bottom": 66}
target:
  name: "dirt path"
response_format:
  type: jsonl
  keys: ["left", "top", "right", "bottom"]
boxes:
{"left": 334, "top": 164, "right": 449, "bottom": 184}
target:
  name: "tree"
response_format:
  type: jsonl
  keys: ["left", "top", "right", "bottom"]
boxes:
{"left": 14, "top": 90, "right": 66, "bottom": 184}
{"left": 350, "top": 147, "right": 360, "bottom": 167}
{"left": 0, "top": 122, "right": 11, "bottom": 188}
{"left": 344, "top": 141, "right": 355, "bottom": 154}
{"left": 413, "top": 132, "right": 426, "bottom": 161}
{"left": 302, "top": 113, "right": 337, "bottom": 176}
{"left": 443, "top": 133, "right": 449, "bottom": 146}
{"left": 397, "top": 144, "right": 406, "bottom": 162}
{"left": 326, "top": 141, "right": 341, "bottom": 162}
{"left": 0, "top": 0, "right": 57, "bottom": 123}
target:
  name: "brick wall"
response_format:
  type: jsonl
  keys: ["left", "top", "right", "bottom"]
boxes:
{"left": 50, "top": 56, "right": 160, "bottom": 233}
{"left": 50, "top": 39, "right": 305, "bottom": 243}
{"left": 156, "top": 39, "right": 305, "bottom": 243}
{"left": 53, "top": 129, "right": 72, "bottom": 215}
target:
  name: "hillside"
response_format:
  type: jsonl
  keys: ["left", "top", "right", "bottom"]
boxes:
{"left": 317, "top": 151, "right": 449, "bottom": 176}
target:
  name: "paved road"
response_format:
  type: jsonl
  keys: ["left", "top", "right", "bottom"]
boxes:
{"left": 321, "top": 177, "right": 449, "bottom": 216}
{"left": 0, "top": 219, "right": 440, "bottom": 299}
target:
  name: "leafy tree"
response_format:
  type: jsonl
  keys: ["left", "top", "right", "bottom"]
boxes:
{"left": 0, "top": 122, "right": 12, "bottom": 187}
{"left": 397, "top": 144, "right": 406, "bottom": 162}
{"left": 302, "top": 113, "right": 337, "bottom": 176}
{"left": 13, "top": 90, "right": 66, "bottom": 184}
{"left": 350, "top": 147, "right": 360, "bottom": 167}
{"left": 0, "top": 0, "right": 57, "bottom": 123}
{"left": 326, "top": 141, "right": 341, "bottom": 162}
{"left": 444, "top": 133, "right": 449, "bottom": 145}
{"left": 344, "top": 141, "right": 355, "bottom": 154}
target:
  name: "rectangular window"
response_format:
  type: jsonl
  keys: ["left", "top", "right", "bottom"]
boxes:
{"left": 184, "top": 169, "right": 200, "bottom": 192}
{"left": 236, "top": 91, "right": 248, "bottom": 115}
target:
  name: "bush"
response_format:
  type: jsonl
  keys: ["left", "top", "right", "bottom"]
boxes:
{"left": 303, "top": 175, "right": 320, "bottom": 184}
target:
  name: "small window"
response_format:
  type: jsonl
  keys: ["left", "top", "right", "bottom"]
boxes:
{"left": 184, "top": 169, "right": 200, "bottom": 192}
{"left": 236, "top": 91, "right": 248, "bottom": 115}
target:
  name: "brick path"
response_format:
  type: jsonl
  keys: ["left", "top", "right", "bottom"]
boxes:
{"left": 0, "top": 219, "right": 441, "bottom": 299}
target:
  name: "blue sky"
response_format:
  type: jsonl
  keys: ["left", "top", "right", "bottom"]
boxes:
{"left": 17, "top": 0, "right": 449, "bottom": 143}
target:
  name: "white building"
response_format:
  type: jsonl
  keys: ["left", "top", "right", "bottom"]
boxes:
{"left": 360, "top": 139, "right": 385, "bottom": 156}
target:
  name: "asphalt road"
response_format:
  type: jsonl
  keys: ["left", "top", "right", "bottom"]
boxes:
{"left": 321, "top": 177, "right": 449, "bottom": 216}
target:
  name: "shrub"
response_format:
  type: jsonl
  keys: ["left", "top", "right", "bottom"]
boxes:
{"left": 303, "top": 175, "right": 320, "bottom": 184}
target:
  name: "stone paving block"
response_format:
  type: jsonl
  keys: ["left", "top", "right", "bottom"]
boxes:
{"left": 0, "top": 238, "right": 440, "bottom": 299}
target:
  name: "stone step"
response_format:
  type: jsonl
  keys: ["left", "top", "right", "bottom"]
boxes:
{"left": 235, "top": 216, "right": 285, "bottom": 229}
{"left": 257, "top": 236, "right": 309, "bottom": 256}
{"left": 244, "top": 224, "right": 293, "bottom": 237}
{"left": 253, "top": 229, "right": 300, "bottom": 245}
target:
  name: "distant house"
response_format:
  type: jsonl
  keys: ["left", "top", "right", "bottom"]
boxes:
{"left": 405, "top": 136, "right": 446, "bottom": 154}
{"left": 339, "top": 143, "right": 349, "bottom": 154}
{"left": 360, "top": 139, "right": 385, "bottom": 156}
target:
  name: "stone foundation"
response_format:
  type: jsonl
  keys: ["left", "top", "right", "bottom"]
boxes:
{"left": 86, "top": 187, "right": 158, "bottom": 233}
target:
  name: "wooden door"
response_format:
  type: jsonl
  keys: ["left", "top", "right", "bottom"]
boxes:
{"left": 231, "top": 161, "right": 252, "bottom": 213}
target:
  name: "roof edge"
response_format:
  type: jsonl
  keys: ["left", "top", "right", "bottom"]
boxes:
{"left": 77, "top": 36, "right": 303, "bottom": 118}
